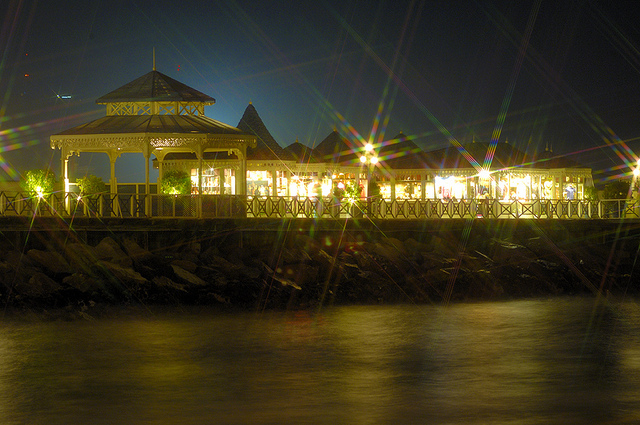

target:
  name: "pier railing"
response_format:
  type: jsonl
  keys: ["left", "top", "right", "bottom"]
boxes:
{"left": 0, "top": 191, "right": 636, "bottom": 220}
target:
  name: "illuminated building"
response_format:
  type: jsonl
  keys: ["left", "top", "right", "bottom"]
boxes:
{"left": 51, "top": 66, "right": 593, "bottom": 216}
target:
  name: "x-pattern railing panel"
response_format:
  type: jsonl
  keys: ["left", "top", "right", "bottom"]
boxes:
{"left": 519, "top": 200, "right": 540, "bottom": 218}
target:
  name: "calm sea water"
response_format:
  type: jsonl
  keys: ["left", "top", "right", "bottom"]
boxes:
{"left": 1, "top": 297, "right": 639, "bottom": 425}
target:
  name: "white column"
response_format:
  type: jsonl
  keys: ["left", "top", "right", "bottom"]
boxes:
{"left": 108, "top": 150, "right": 120, "bottom": 217}
{"left": 197, "top": 146, "right": 203, "bottom": 218}
{"left": 235, "top": 149, "right": 246, "bottom": 195}
{"left": 271, "top": 168, "right": 278, "bottom": 197}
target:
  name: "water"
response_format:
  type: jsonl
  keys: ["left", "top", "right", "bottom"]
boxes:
{"left": 1, "top": 297, "right": 639, "bottom": 424}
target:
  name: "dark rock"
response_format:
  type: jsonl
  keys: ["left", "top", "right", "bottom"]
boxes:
{"left": 93, "top": 260, "right": 148, "bottom": 287}
{"left": 14, "top": 272, "right": 61, "bottom": 298}
{"left": 94, "top": 237, "right": 133, "bottom": 267}
{"left": 63, "top": 273, "right": 97, "bottom": 293}
{"left": 171, "top": 259, "right": 198, "bottom": 273}
{"left": 27, "top": 249, "right": 72, "bottom": 275}
{"left": 171, "top": 264, "right": 207, "bottom": 286}
{"left": 64, "top": 243, "right": 97, "bottom": 274}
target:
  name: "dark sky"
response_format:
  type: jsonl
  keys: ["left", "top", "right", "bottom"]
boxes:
{"left": 2, "top": 0, "right": 640, "bottom": 184}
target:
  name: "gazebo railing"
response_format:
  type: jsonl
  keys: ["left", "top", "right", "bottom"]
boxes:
{"left": 0, "top": 191, "right": 637, "bottom": 220}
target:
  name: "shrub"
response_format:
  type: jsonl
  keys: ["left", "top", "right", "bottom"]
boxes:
{"left": 21, "top": 169, "right": 56, "bottom": 197}
{"left": 76, "top": 175, "right": 107, "bottom": 198}
{"left": 161, "top": 170, "right": 191, "bottom": 195}
{"left": 584, "top": 186, "right": 599, "bottom": 201}
{"left": 603, "top": 180, "right": 630, "bottom": 199}
{"left": 343, "top": 182, "right": 363, "bottom": 201}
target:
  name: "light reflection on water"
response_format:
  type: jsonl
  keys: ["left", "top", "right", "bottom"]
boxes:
{"left": 0, "top": 296, "right": 639, "bottom": 424}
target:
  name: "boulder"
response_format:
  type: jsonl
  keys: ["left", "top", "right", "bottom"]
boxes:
{"left": 64, "top": 243, "right": 97, "bottom": 273}
{"left": 14, "top": 272, "right": 61, "bottom": 298}
{"left": 152, "top": 275, "right": 187, "bottom": 293}
{"left": 121, "top": 237, "right": 155, "bottom": 264}
{"left": 63, "top": 273, "right": 98, "bottom": 294}
{"left": 171, "top": 264, "right": 207, "bottom": 286}
{"left": 171, "top": 259, "right": 198, "bottom": 273}
{"left": 94, "top": 237, "right": 133, "bottom": 267}
{"left": 381, "top": 237, "right": 409, "bottom": 256}
{"left": 93, "top": 260, "right": 148, "bottom": 287}
{"left": 27, "top": 249, "right": 72, "bottom": 275}
{"left": 430, "top": 233, "right": 460, "bottom": 257}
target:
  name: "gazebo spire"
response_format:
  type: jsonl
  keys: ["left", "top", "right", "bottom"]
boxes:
{"left": 153, "top": 48, "right": 156, "bottom": 71}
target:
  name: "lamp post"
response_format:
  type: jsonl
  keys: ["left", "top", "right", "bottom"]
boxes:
{"left": 627, "top": 166, "right": 640, "bottom": 218}
{"left": 360, "top": 143, "right": 378, "bottom": 217}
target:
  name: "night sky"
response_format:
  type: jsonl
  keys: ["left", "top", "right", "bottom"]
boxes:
{"left": 2, "top": 0, "right": 640, "bottom": 185}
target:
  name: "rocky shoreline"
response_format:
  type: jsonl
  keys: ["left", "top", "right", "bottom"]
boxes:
{"left": 1, "top": 218, "right": 638, "bottom": 319}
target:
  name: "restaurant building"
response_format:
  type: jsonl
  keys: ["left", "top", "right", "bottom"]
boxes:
{"left": 52, "top": 66, "right": 593, "bottom": 205}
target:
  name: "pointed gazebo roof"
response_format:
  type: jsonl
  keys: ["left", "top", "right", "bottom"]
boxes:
{"left": 237, "top": 103, "right": 292, "bottom": 161}
{"left": 96, "top": 70, "right": 215, "bottom": 104}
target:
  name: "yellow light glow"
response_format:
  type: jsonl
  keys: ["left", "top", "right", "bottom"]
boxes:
{"left": 360, "top": 156, "right": 367, "bottom": 163}
{"left": 479, "top": 169, "right": 491, "bottom": 179}
{"left": 364, "top": 143, "right": 373, "bottom": 152}
{"left": 370, "top": 156, "right": 378, "bottom": 165}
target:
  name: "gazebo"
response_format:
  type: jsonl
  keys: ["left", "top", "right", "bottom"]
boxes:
{"left": 50, "top": 63, "right": 256, "bottom": 216}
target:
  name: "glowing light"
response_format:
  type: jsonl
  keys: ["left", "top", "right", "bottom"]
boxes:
{"left": 360, "top": 156, "right": 367, "bottom": 164}
{"left": 479, "top": 169, "right": 491, "bottom": 179}
{"left": 370, "top": 156, "right": 378, "bottom": 165}
{"left": 364, "top": 143, "right": 374, "bottom": 152}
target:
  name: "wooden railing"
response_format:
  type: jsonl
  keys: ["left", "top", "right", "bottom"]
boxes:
{"left": 0, "top": 192, "right": 637, "bottom": 220}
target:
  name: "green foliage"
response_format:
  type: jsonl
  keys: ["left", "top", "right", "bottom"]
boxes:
{"left": 343, "top": 182, "right": 363, "bottom": 201}
{"left": 332, "top": 187, "right": 344, "bottom": 199}
{"left": 161, "top": 170, "right": 191, "bottom": 195}
{"left": 21, "top": 169, "right": 56, "bottom": 196}
{"left": 603, "top": 180, "right": 630, "bottom": 199}
{"left": 583, "top": 186, "right": 599, "bottom": 201}
{"left": 76, "top": 175, "right": 107, "bottom": 198}
{"left": 369, "top": 180, "right": 381, "bottom": 199}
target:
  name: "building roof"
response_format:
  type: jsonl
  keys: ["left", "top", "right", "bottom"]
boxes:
{"left": 423, "top": 141, "right": 530, "bottom": 170}
{"left": 236, "top": 103, "right": 293, "bottom": 161}
{"left": 533, "top": 148, "right": 586, "bottom": 169}
{"left": 284, "top": 139, "right": 320, "bottom": 163}
{"left": 54, "top": 114, "right": 244, "bottom": 136}
{"left": 95, "top": 70, "right": 215, "bottom": 104}
{"left": 312, "top": 130, "right": 360, "bottom": 165}
{"left": 377, "top": 132, "right": 425, "bottom": 169}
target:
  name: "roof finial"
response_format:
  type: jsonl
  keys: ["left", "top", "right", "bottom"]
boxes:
{"left": 153, "top": 48, "right": 156, "bottom": 71}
